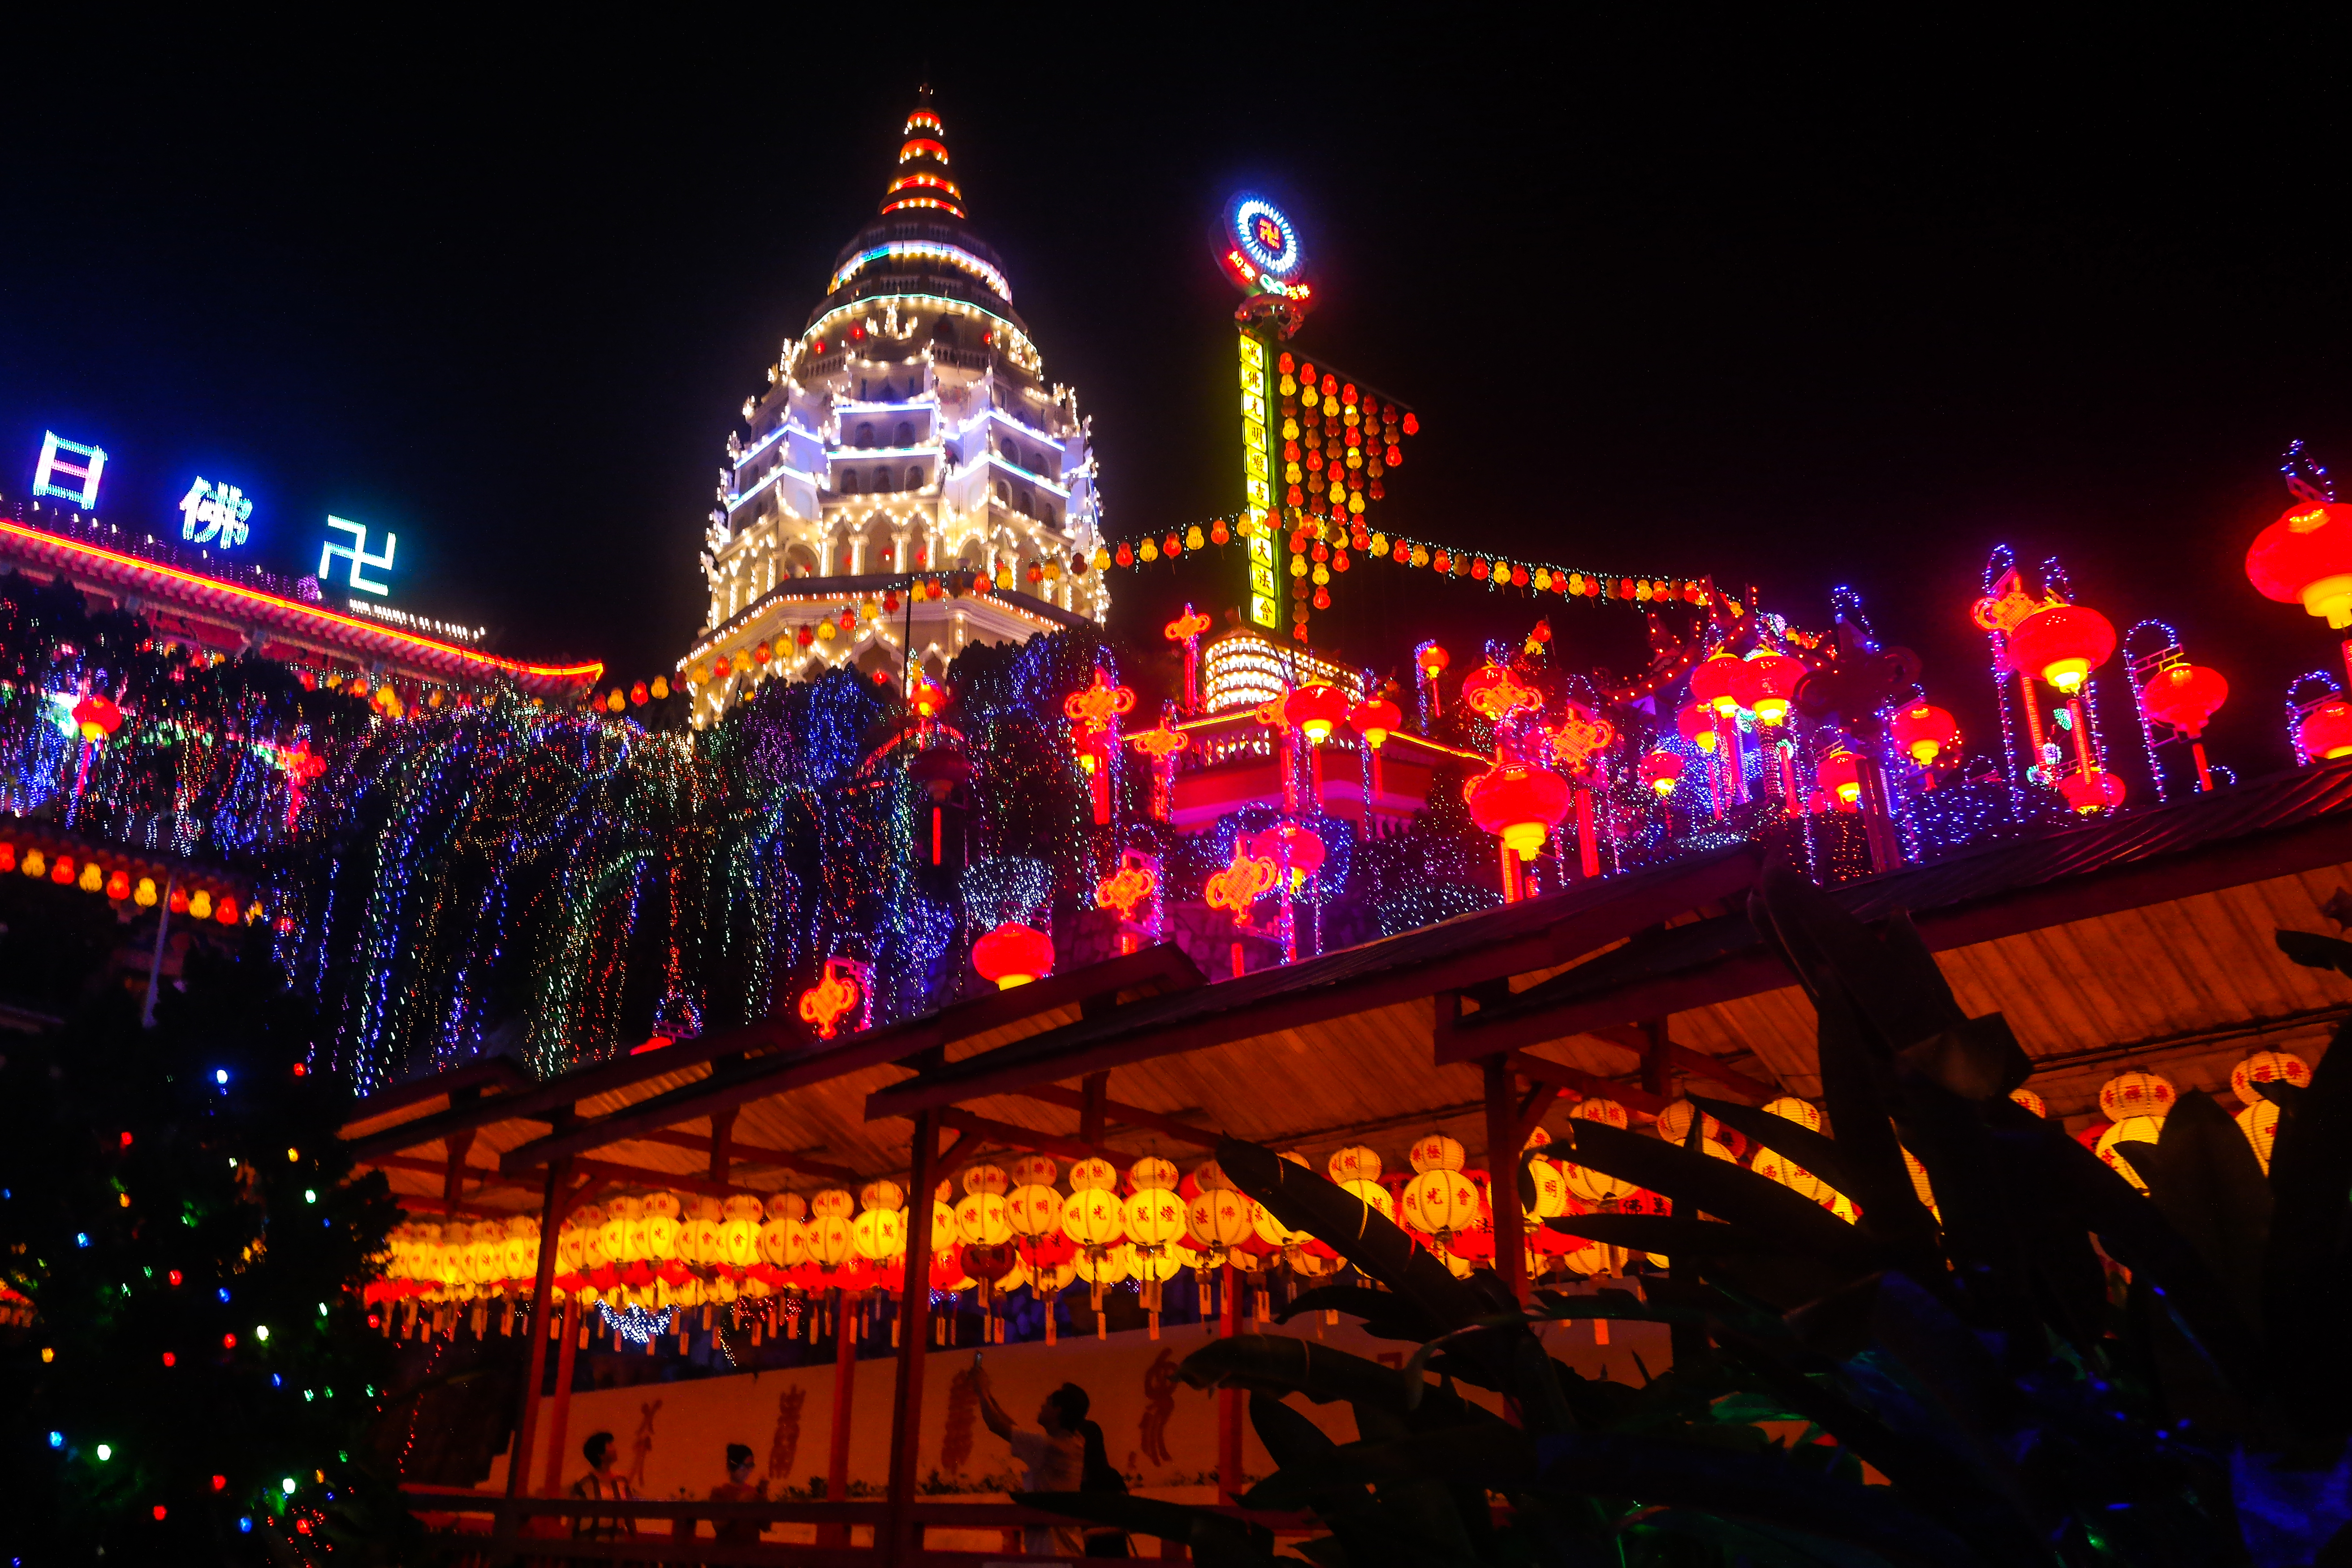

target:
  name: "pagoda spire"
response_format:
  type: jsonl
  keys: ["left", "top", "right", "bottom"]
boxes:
{"left": 880, "top": 85, "right": 965, "bottom": 220}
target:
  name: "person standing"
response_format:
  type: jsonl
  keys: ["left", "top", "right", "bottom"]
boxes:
{"left": 569, "top": 1431, "right": 636, "bottom": 1541}
{"left": 708, "top": 1443, "right": 767, "bottom": 1546}
{"left": 974, "top": 1357, "right": 1086, "bottom": 1557}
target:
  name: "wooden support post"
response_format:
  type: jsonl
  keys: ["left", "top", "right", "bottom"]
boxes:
{"left": 1641, "top": 1019, "right": 1671, "bottom": 1101}
{"left": 708, "top": 1107, "right": 738, "bottom": 1185}
{"left": 539, "top": 1293, "right": 582, "bottom": 1498}
{"left": 1079, "top": 1072, "right": 1108, "bottom": 1147}
{"left": 822, "top": 1288, "right": 856, "bottom": 1544}
{"left": 1484, "top": 1056, "right": 1528, "bottom": 1306}
{"left": 883, "top": 1109, "right": 942, "bottom": 1567}
{"left": 500, "top": 1155, "right": 571, "bottom": 1537}
{"left": 442, "top": 1127, "right": 477, "bottom": 1209}
{"left": 1218, "top": 1261, "right": 1244, "bottom": 1504}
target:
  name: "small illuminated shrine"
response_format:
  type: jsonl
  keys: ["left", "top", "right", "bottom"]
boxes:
{"left": 683, "top": 87, "right": 1110, "bottom": 725}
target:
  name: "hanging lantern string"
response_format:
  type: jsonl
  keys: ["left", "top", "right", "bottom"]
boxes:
{"left": 2283, "top": 438, "right": 2335, "bottom": 504}
{"left": 1097, "top": 514, "right": 1716, "bottom": 608}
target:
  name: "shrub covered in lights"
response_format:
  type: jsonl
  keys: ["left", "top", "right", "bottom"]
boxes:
{"left": 0, "top": 936, "right": 406, "bottom": 1559}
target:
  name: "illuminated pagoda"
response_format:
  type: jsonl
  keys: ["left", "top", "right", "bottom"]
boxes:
{"left": 682, "top": 87, "right": 1109, "bottom": 725}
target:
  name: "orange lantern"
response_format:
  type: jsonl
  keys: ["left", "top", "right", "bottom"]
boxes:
{"left": 908, "top": 677, "right": 949, "bottom": 720}
{"left": 2005, "top": 604, "right": 2116, "bottom": 693}
{"left": 1888, "top": 702, "right": 1961, "bottom": 765}
{"left": 2140, "top": 665, "right": 2227, "bottom": 738}
{"left": 2246, "top": 492, "right": 2352, "bottom": 627}
{"left": 1465, "top": 762, "right": 1571, "bottom": 858}
{"left": 972, "top": 923, "right": 1053, "bottom": 989}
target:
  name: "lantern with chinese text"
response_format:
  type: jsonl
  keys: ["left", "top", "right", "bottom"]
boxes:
{"left": 1559, "top": 1099, "right": 1636, "bottom": 1205}
{"left": 2231, "top": 1048, "right": 2310, "bottom": 1172}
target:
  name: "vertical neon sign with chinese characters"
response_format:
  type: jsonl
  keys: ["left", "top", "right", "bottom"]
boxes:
{"left": 319, "top": 517, "right": 396, "bottom": 596}
{"left": 32, "top": 432, "right": 107, "bottom": 509}
{"left": 1239, "top": 333, "right": 1275, "bottom": 628}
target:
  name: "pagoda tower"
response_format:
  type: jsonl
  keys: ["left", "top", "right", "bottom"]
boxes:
{"left": 681, "top": 88, "right": 1109, "bottom": 724}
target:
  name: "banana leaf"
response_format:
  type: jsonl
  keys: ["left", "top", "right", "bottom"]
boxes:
{"left": 1273, "top": 1284, "right": 1444, "bottom": 1342}
{"left": 1243, "top": 1392, "right": 1413, "bottom": 1568}
{"left": 1561, "top": 1119, "right": 1888, "bottom": 1271}
{"left": 2259, "top": 1013, "right": 2352, "bottom": 1448}
{"left": 2142, "top": 1089, "right": 2272, "bottom": 1339}
{"left": 1178, "top": 1333, "right": 1425, "bottom": 1413}
{"left": 1689, "top": 1092, "right": 1866, "bottom": 1195}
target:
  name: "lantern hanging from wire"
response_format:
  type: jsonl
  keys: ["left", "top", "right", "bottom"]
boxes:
{"left": 2006, "top": 603, "right": 2117, "bottom": 693}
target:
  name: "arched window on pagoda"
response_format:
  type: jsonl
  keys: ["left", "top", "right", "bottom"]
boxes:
{"left": 863, "top": 518, "right": 894, "bottom": 573}
{"left": 872, "top": 467, "right": 897, "bottom": 494}
{"left": 994, "top": 481, "right": 1010, "bottom": 506}
{"left": 895, "top": 422, "right": 914, "bottom": 446}
{"left": 1017, "top": 488, "right": 1035, "bottom": 517}
{"left": 856, "top": 423, "right": 875, "bottom": 448}
{"left": 935, "top": 319, "right": 958, "bottom": 346}
{"left": 785, "top": 542, "right": 819, "bottom": 578}
{"left": 840, "top": 471, "right": 861, "bottom": 494}
{"left": 906, "top": 466, "right": 924, "bottom": 489}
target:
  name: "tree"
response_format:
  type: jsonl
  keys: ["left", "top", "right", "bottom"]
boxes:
{"left": 1, "top": 927, "right": 407, "bottom": 1562}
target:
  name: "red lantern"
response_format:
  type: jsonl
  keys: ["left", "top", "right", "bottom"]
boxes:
{"left": 1247, "top": 822, "right": 1326, "bottom": 886}
{"left": 908, "top": 677, "right": 949, "bottom": 720}
{"left": 1418, "top": 644, "right": 1450, "bottom": 677}
{"left": 2300, "top": 698, "right": 2352, "bottom": 761}
{"left": 2247, "top": 496, "right": 2352, "bottom": 628}
{"left": 1640, "top": 749, "right": 1685, "bottom": 797}
{"left": 2140, "top": 665, "right": 2227, "bottom": 738}
{"left": 1728, "top": 653, "right": 1803, "bottom": 725}
{"left": 72, "top": 694, "right": 123, "bottom": 743}
{"left": 1284, "top": 684, "right": 1351, "bottom": 743}
{"left": 629, "top": 682, "right": 650, "bottom": 707}
{"left": 1466, "top": 763, "right": 1571, "bottom": 857}
{"left": 1675, "top": 703, "right": 1719, "bottom": 753}
{"left": 2006, "top": 604, "right": 2116, "bottom": 693}
{"left": 1816, "top": 751, "right": 1863, "bottom": 807}
{"left": 2057, "top": 770, "right": 2126, "bottom": 814}
{"left": 1349, "top": 697, "right": 1402, "bottom": 749}
{"left": 1688, "top": 653, "right": 1744, "bottom": 717}
{"left": 973, "top": 923, "right": 1054, "bottom": 989}
{"left": 1888, "top": 702, "right": 1961, "bottom": 765}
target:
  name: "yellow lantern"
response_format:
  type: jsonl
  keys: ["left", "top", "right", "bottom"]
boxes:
{"left": 1006, "top": 1184, "right": 1063, "bottom": 1239}
{"left": 1067, "top": 1157, "right": 1119, "bottom": 1192}
{"left": 1062, "top": 1187, "right": 1126, "bottom": 1248}
{"left": 1524, "top": 1159, "right": 1570, "bottom": 1221}
{"left": 134, "top": 877, "right": 157, "bottom": 908}
{"left": 851, "top": 1206, "right": 906, "bottom": 1262}
{"left": 859, "top": 1180, "right": 906, "bottom": 1213}
{"left": 1129, "top": 1155, "right": 1178, "bottom": 1192}
{"left": 2095, "top": 1117, "right": 2166, "bottom": 1194}
{"left": 1407, "top": 1134, "right": 1464, "bottom": 1173}
{"left": 77, "top": 861, "right": 102, "bottom": 893}
{"left": 809, "top": 1188, "right": 856, "bottom": 1220}
{"left": 1075, "top": 1241, "right": 1134, "bottom": 1285}
{"left": 2236, "top": 1101, "right": 2284, "bottom": 1174}
{"left": 721, "top": 1215, "right": 760, "bottom": 1268}
{"left": 1901, "top": 1147, "right": 1939, "bottom": 1218}
{"left": 1325, "top": 1145, "right": 1382, "bottom": 1184}
{"left": 1193, "top": 1160, "right": 1235, "bottom": 1191}
{"left": 755, "top": 1216, "right": 797, "bottom": 1267}
{"left": 1402, "top": 1168, "right": 1480, "bottom": 1240}
{"left": 1007, "top": 1154, "right": 1059, "bottom": 1189}
{"left": 2232, "top": 1049, "right": 2311, "bottom": 1106}
{"left": 1339, "top": 1177, "right": 1395, "bottom": 1222}
{"left": 1654, "top": 1100, "right": 1721, "bottom": 1146}
{"left": 955, "top": 1191, "right": 1011, "bottom": 1247}
{"left": 1761, "top": 1096, "right": 1822, "bottom": 1132}
{"left": 1125, "top": 1186, "right": 1188, "bottom": 1248}
{"left": 2009, "top": 1087, "right": 2047, "bottom": 1118}
{"left": 642, "top": 1211, "right": 682, "bottom": 1261}
{"left": 805, "top": 1214, "right": 856, "bottom": 1268}
{"left": 188, "top": 890, "right": 213, "bottom": 921}
{"left": 963, "top": 1164, "right": 1010, "bottom": 1197}
{"left": 1184, "top": 1188, "right": 1254, "bottom": 1256}
{"left": 2097, "top": 1071, "right": 2177, "bottom": 1123}
{"left": 765, "top": 1192, "right": 808, "bottom": 1223}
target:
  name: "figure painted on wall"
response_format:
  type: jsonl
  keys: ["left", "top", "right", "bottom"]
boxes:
{"left": 940, "top": 1365, "right": 979, "bottom": 1476}
{"left": 1139, "top": 1348, "right": 1178, "bottom": 1467}
{"left": 629, "top": 1399, "right": 662, "bottom": 1489}
{"left": 768, "top": 1384, "right": 806, "bottom": 1483}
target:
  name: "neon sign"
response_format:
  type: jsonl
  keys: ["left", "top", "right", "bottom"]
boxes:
{"left": 32, "top": 432, "right": 107, "bottom": 509}
{"left": 177, "top": 477, "right": 253, "bottom": 549}
{"left": 319, "top": 516, "right": 396, "bottom": 596}
{"left": 1224, "top": 194, "right": 1302, "bottom": 280}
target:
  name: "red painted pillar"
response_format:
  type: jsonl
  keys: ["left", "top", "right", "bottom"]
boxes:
{"left": 502, "top": 1158, "right": 570, "bottom": 1530}
{"left": 539, "top": 1294, "right": 581, "bottom": 1497}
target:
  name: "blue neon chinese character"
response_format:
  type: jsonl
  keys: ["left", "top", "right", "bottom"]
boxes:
{"left": 319, "top": 516, "right": 396, "bottom": 596}
{"left": 31, "top": 432, "right": 107, "bottom": 509}
{"left": 178, "top": 478, "right": 254, "bottom": 549}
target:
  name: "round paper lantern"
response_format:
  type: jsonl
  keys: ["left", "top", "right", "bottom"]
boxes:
{"left": 1654, "top": 1100, "right": 1722, "bottom": 1146}
{"left": 1901, "top": 1147, "right": 1937, "bottom": 1213}
{"left": 1193, "top": 1160, "right": 1234, "bottom": 1191}
{"left": 1125, "top": 1187, "right": 1189, "bottom": 1248}
{"left": 1130, "top": 1155, "right": 1178, "bottom": 1191}
{"left": 1641, "top": 749, "right": 1686, "bottom": 797}
{"left": 1466, "top": 763, "right": 1572, "bottom": 858}
{"left": 1408, "top": 1134, "right": 1464, "bottom": 1173}
{"left": 1338, "top": 1177, "right": 1395, "bottom": 1222}
{"left": 851, "top": 1207, "right": 906, "bottom": 1262}
{"left": 973, "top": 923, "right": 1054, "bottom": 988}
{"left": 1062, "top": 1187, "right": 1126, "bottom": 1247}
{"left": 721, "top": 1216, "right": 759, "bottom": 1268}
{"left": 71, "top": 694, "right": 122, "bottom": 744}
{"left": 2057, "top": 770, "right": 2127, "bottom": 815}
{"left": 954, "top": 1191, "right": 1010, "bottom": 1247}
{"left": 1075, "top": 1241, "right": 1134, "bottom": 1285}
{"left": 2098, "top": 1070, "right": 2177, "bottom": 1123}
{"left": 2303, "top": 700, "right": 2352, "bottom": 761}
{"left": 1007, "top": 1154, "right": 1058, "bottom": 1189}
{"left": 642, "top": 1211, "right": 681, "bottom": 1261}
{"left": 764, "top": 1192, "right": 807, "bottom": 1223}
{"left": 2140, "top": 665, "right": 2229, "bottom": 739}
{"left": 809, "top": 1188, "right": 856, "bottom": 1220}
{"left": 1752, "top": 1145, "right": 1832, "bottom": 1205}
{"left": 1730, "top": 652, "right": 1804, "bottom": 725}
{"left": 1761, "top": 1096, "right": 1823, "bottom": 1132}
{"left": 1325, "top": 1145, "right": 1381, "bottom": 1184}
{"left": 1068, "top": 1157, "right": 1119, "bottom": 1192}
{"left": 1523, "top": 1159, "right": 1570, "bottom": 1220}
{"left": 1675, "top": 703, "right": 1720, "bottom": 754}
{"left": 2236, "top": 1100, "right": 2284, "bottom": 1174}
{"left": 1184, "top": 1188, "right": 1255, "bottom": 1253}
{"left": 859, "top": 1180, "right": 906, "bottom": 1214}
{"left": 2246, "top": 493, "right": 2352, "bottom": 627}
{"left": 1403, "top": 1168, "right": 1481, "bottom": 1239}
{"left": 805, "top": 1214, "right": 856, "bottom": 1268}
{"left": 1888, "top": 702, "right": 1961, "bottom": 766}
{"left": 2095, "top": 1118, "right": 2165, "bottom": 1194}
{"left": 755, "top": 1216, "right": 798, "bottom": 1267}
{"left": 1689, "top": 652, "right": 1746, "bottom": 717}
{"left": 963, "top": 1164, "right": 1010, "bottom": 1197}
{"left": 2231, "top": 1049, "right": 2311, "bottom": 1106}
{"left": 1284, "top": 683, "right": 1352, "bottom": 744}
{"left": 2009, "top": 1088, "right": 2047, "bottom": 1119}
{"left": 1349, "top": 697, "right": 1402, "bottom": 750}
{"left": 1571, "top": 1098, "right": 1631, "bottom": 1131}
{"left": 1005, "top": 1184, "right": 1063, "bottom": 1239}
{"left": 2006, "top": 604, "right": 2116, "bottom": 693}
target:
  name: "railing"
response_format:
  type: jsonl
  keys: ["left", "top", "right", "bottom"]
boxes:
{"left": 402, "top": 1486, "right": 1315, "bottom": 1564}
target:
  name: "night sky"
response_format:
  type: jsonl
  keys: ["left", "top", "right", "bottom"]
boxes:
{"left": 5, "top": 17, "right": 2348, "bottom": 782}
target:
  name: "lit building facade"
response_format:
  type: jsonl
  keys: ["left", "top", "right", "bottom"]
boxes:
{"left": 682, "top": 89, "right": 1109, "bottom": 724}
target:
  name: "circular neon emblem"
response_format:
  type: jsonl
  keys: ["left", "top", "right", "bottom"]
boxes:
{"left": 1227, "top": 194, "right": 1302, "bottom": 278}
